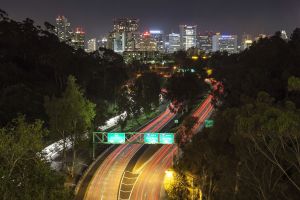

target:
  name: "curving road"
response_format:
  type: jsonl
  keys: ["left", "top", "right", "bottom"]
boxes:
{"left": 84, "top": 107, "right": 176, "bottom": 200}
{"left": 129, "top": 95, "right": 214, "bottom": 200}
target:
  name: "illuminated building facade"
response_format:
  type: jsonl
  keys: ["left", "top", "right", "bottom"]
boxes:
{"left": 179, "top": 25, "right": 197, "bottom": 50}
{"left": 241, "top": 34, "right": 253, "bottom": 51}
{"left": 72, "top": 27, "right": 85, "bottom": 50}
{"left": 123, "top": 51, "right": 161, "bottom": 64}
{"left": 150, "top": 30, "right": 165, "bottom": 52}
{"left": 55, "top": 16, "right": 73, "bottom": 45}
{"left": 109, "top": 18, "right": 140, "bottom": 53}
{"left": 197, "top": 32, "right": 214, "bottom": 53}
{"left": 113, "top": 18, "right": 139, "bottom": 32}
{"left": 86, "top": 38, "right": 97, "bottom": 52}
{"left": 212, "top": 34, "right": 238, "bottom": 54}
{"left": 113, "top": 32, "right": 126, "bottom": 53}
{"left": 168, "top": 33, "right": 181, "bottom": 53}
{"left": 136, "top": 31, "right": 157, "bottom": 51}
{"left": 98, "top": 37, "right": 108, "bottom": 48}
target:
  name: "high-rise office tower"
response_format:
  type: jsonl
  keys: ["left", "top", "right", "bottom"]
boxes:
{"left": 136, "top": 31, "right": 157, "bottom": 51}
{"left": 150, "top": 30, "right": 165, "bottom": 52}
{"left": 110, "top": 18, "right": 139, "bottom": 53}
{"left": 55, "top": 16, "right": 73, "bottom": 45}
{"left": 113, "top": 32, "right": 126, "bottom": 53}
{"left": 113, "top": 18, "right": 139, "bottom": 32}
{"left": 168, "top": 33, "right": 181, "bottom": 53}
{"left": 86, "top": 38, "right": 97, "bottom": 53}
{"left": 179, "top": 25, "right": 197, "bottom": 50}
{"left": 72, "top": 27, "right": 85, "bottom": 50}
{"left": 212, "top": 34, "right": 238, "bottom": 54}
{"left": 197, "top": 32, "right": 214, "bottom": 53}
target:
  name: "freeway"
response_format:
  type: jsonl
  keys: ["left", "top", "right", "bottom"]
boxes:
{"left": 129, "top": 95, "right": 214, "bottom": 200}
{"left": 83, "top": 107, "right": 176, "bottom": 200}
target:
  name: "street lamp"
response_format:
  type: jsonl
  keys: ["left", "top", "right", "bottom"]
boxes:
{"left": 192, "top": 56, "right": 199, "bottom": 60}
{"left": 164, "top": 169, "right": 174, "bottom": 190}
{"left": 165, "top": 170, "right": 174, "bottom": 178}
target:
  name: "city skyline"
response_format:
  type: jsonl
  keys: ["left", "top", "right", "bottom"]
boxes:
{"left": 2, "top": 0, "right": 300, "bottom": 39}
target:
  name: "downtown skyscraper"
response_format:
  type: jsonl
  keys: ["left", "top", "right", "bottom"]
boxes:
{"left": 109, "top": 18, "right": 139, "bottom": 53}
{"left": 212, "top": 34, "right": 238, "bottom": 54}
{"left": 72, "top": 27, "right": 85, "bottom": 50}
{"left": 55, "top": 16, "right": 72, "bottom": 45}
{"left": 167, "top": 33, "right": 181, "bottom": 53}
{"left": 55, "top": 16, "right": 85, "bottom": 50}
{"left": 179, "top": 25, "right": 197, "bottom": 51}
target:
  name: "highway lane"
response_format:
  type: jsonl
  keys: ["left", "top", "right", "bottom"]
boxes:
{"left": 129, "top": 95, "right": 214, "bottom": 200}
{"left": 130, "top": 145, "right": 175, "bottom": 200}
{"left": 84, "top": 107, "right": 176, "bottom": 200}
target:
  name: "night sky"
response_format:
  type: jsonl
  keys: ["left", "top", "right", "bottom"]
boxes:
{"left": 1, "top": 0, "right": 300, "bottom": 39}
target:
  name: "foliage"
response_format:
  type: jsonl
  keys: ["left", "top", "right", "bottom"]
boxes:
{"left": 0, "top": 116, "right": 72, "bottom": 200}
{"left": 175, "top": 30, "right": 300, "bottom": 200}
{"left": 165, "top": 171, "right": 190, "bottom": 200}
{"left": 133, "top": 72, "right": 161, "bottom": 114}
{"left": 44, "top": 75, "right": 95, "bottom": 175}
{"left": 288, "top": 76, "right": 300, "bottom": 91}
{"left": 116, "top": 72, "right": 161, "bottom": 126}
{"left": 165, "top": 72, "right": 208, "bottom": 105}
{"left": 0, "top": 10, "right": 127, "bottom": 128}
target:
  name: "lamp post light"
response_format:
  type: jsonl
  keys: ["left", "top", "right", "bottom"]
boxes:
{"left": 165, "top": 169, "right": 174, "bottom": 189}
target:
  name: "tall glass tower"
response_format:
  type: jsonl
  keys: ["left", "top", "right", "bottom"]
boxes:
{"left": 179, "top": 25, "right": 197, "bottom": 51}
{"left": 55, "top": 16, "right": 72, "bottom": 45}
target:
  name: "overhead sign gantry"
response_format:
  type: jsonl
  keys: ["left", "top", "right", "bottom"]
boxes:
{"left": 92, "top": 132, "right": 175, "bottom": 144}
{"left": 92, "top": 132, "right": 175, "bottom": 159}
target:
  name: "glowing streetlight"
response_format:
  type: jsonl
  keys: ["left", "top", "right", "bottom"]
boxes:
{"left": 164, "top": 169, "right": 174, "bottom": 191}
{"left": 206, "top": 69, "right": 213, "bottom": 76}
{"left": 165, "top": 170, "right": 174, "bottom": 178}
{"left": 192, "top": 56, "right": 199, "bottom": 60}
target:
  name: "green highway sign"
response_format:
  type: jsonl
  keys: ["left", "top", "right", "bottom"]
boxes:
{"left": 144, "top": 133, "right": 159, "bottom": 144}
{"left": 205, "top": 120, "right": 214, "bottom": 128}
{"left": 159, "top": 133, "right": 175, "bottom": 144}
{"left": 107, "top": 132, "right": 125, "bottom": 144}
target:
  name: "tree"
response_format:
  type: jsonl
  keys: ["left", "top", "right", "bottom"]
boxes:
{"left": 116, "top": 86, "right": 131, "bottom": 130}
{"left": 133, "top": 72, "right": 161, "bottom": 116}
{"left": 165, "top": 72, "right": 208, "bottom": 107}
{"left": 173, "top": 30, "right": 300, "bottom": 200}
{"left": 45, "top": 75, "right": 96, "bottom": 176}
{"left": 0, "top": 11, "right": 128, "bottom": 128}
{"left": 116, "top": 85, "right": 143, "bottom": 126}
{"left": 116, "top": 72, "right": 161, "bottom": 127}
{"left": 0, "top": 116, "right": 72, "bottom": 200}
{"left": 288, "top": 76, "right": 300, "bottom": 92}
{"left": 166, "top": 171, "right": 190, "bottom": 200}
{"left": 233, "top": 92, "right": 300, "bottom": 199}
